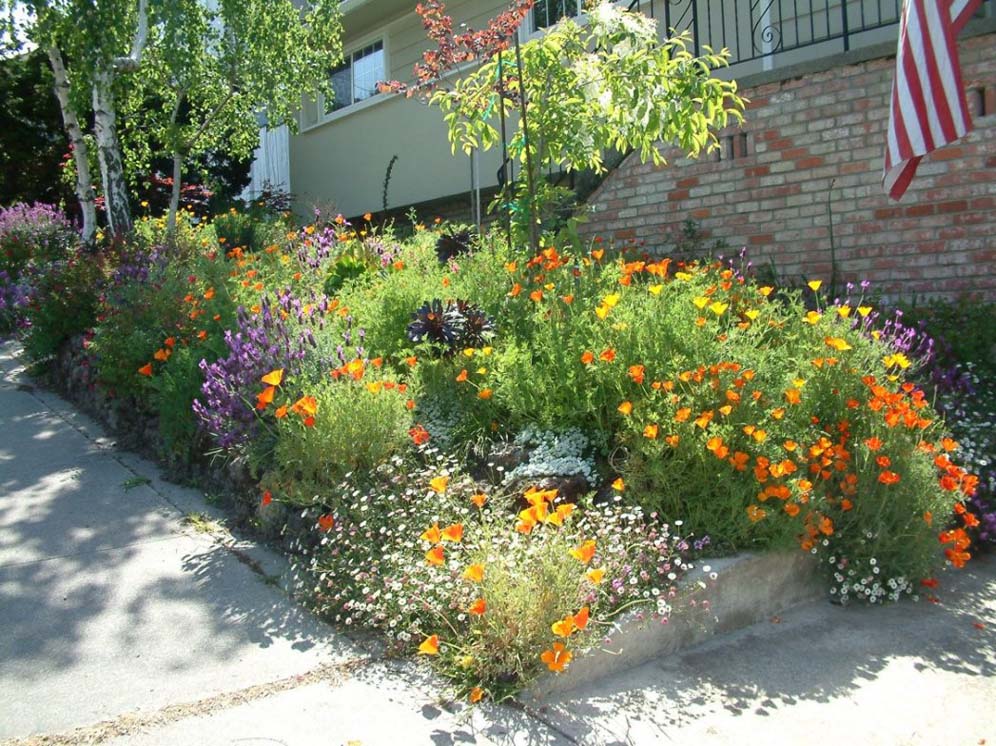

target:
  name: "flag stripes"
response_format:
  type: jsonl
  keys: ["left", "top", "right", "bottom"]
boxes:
{"left": 883, "top": 0, "right": 983, "bottom": 200}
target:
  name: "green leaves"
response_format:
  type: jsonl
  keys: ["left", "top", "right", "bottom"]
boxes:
{"left": 431, "top": 1, "right": 745, "bottom": 182}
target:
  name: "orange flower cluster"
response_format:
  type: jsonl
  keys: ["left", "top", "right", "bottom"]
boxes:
{"left": 516, "top": 487, "right": 574, "bottom": 533}
{"left": 420, "top": 520, "right": 464, "bottom": 566}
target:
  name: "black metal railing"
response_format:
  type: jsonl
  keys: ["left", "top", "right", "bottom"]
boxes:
{"left": 625, "top": 0, "right": 988, "bottom": 67}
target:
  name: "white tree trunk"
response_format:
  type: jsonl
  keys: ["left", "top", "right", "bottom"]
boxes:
{"left": 46, "top": 46, "right": 98, "bottom": 246}
{"left": 167, "top": 151, "right": 183, "bottom": 237}
{"left": 91, "top": 68, "right": 132, "bottom": 238}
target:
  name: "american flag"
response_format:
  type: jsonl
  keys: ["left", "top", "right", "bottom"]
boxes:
{"left": 883, "top": 0, "right": 983, "bottom": 200}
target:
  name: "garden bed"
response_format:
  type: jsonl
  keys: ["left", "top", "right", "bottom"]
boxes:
{"left": 2, "top": 200, "right": 992, "bottom": 704}
{"left": 525, "top": 550, "right": 819, "bottom": 699}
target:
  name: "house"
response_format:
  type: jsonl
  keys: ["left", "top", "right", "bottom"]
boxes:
{"left": 245, "top": 0, "right": 996, "bottom": 298}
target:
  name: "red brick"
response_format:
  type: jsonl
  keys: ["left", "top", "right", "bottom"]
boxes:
{"left": 795, "top": 156, "right": 825, "bottom": 169}
{"left": 928, "top": 147, "right": 964, "bottom": 161}
{"left": 937, "top": 200, "right": 969, "bottom": 214}
{"left": 578, "top": 31, "right": 996, "bottom": 302}
{"left": 749, "top": 233, "right": 775, "bottom": 245}
{"left": 874, "top": 207, "right": 901, "bottom": 220}
{"left": 839, "top": 161, "right": 868, "bottom": 175}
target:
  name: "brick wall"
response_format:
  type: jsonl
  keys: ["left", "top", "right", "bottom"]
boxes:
{"left": 581, "top": 32, "right": 996, "bottom": 301}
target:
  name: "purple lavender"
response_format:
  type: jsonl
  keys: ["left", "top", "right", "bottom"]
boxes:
{"left": 192, "top": 287, "right": 340, "bottom": 451}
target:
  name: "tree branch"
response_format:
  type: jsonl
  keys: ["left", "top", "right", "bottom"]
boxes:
{"left": 183, "top": 91, "right": 235, "bottom": 153}
{"left": 114, "top": 0, "right": 149, "bottom": 72}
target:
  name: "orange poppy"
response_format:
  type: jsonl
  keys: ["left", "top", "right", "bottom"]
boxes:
{"left": 643, "top": 424, "right": 659, "bottom": 439}
{"left": 441, "top": 523, "right": 464, "bottom": 542}
{"left": 573, "top": 606, "right": 590, "bottom": 631}
{"left": 421, "top": 524, "right": 442, "bottom": 543}
{"left": 611, "top": 477, "right": 625, "bottom": 491}
{"left": 138, "top": 363, "right": 154, "bottom": 377}
{"left": 425, "top": 545, "right": 445, "bottom": 566}
{"left": 256, "top": 386, "right": 275, "bottom": 410}
{"left": 551, "top": 616, "right": 574, "bottom": 638}
{"left": 580, "top": 350, "right": 595, "bottom": 365}
{"left": 586, "top": 568, "right": 605, "bottom": 584}
{"left": 569, "top": 539, "right": 597, "bottom": 564}
{"left": 418, "top": 635, "right": 440, "bottom": 655}
{"left": 261, "top": 369, "right": 284, "bottom": 386}
{"left": 471, "top": 493, "right": 487, "bottom": 508}
{"left": 878, "top": 470, "right": 901, "bottom": 485}
{"left": 468, "top": 598, "right": 487, "bottom": 616}
{"left": 463, "top": 564, "right": 485, "bottom": 582}
{"left": 429, "top": 476, "right": 450, "bottom": 494}
{"left": 628, "top": 365, "right": 646, "bottom": 385}
{"left": 291, "top": 396, "right": 318, "bottom": 417}
{"left": 317, "top": 514, "right": 335, "bottom": 532}
{"left": 617, "top": 401, "right": 633, "bottom": 416}
{"left": 746, "top": 505, "right": 766, "bottom": 522}
{"left": 540, "top": 642, "right": 572, "bottom": 673}
{"left": 599, "top": 348, "right": 616, "bottom": 363}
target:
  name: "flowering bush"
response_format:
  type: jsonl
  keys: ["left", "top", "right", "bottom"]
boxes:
{"left": 296, "top": 451, "right": 706, "bottom": 702}
{"left": 5, "top": 201, "right": 985, "bottom": 699}
{"left": 0, "top": 202, "right": 78, "bottom": 278}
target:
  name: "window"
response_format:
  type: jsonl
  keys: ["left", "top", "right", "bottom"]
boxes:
{"left": 326, "top": 40, "right": 385, "bottom": 113}
{"left": 532, "top": 0, "right": 580, "bottom": 31}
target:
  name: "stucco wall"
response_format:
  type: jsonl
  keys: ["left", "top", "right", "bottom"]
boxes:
{"left": 289, "top": 0, "right": 510, "bottom": 218}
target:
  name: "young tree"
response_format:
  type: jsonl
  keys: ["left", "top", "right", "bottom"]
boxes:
{"left": 121, "top": 0, "right": 342, "bottom": 234}
{"left": 5, "top": 0, "right": 342, "bottom": 240}
{"left": 389, "top": 1, "right": 745, "bottom": 250}
{"left": 437, "top": 3, "right": 744, "bottom": 238}
{"left": 4, "top": 0, "right": 151, "bottom": 238}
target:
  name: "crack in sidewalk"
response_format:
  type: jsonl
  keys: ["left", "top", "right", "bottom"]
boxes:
{"left": 0, "top": 658, "right": 369, "bottom": 746}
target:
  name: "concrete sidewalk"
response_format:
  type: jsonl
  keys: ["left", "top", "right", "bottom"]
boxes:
{"left": 2, "top": 338, "right": 995, "bottom": 746}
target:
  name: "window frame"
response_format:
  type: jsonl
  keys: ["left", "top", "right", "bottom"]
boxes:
{"left": 326, "top": 39, "right": 386, "bottom": 114}
{"left": 530, "top": 0, "right": 584, "bottom": 33}
{"left": 303, "top": 33, "right": 389, "bottom": 130}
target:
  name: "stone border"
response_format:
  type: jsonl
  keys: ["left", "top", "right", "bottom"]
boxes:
{"left": 524, "top": 550, "right": 820, "bottom": 700}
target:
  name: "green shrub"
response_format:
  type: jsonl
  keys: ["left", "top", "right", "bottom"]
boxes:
{"left": 266, "top": 370, "right": 416, "bottom": 500}
{"left": 19, "top": 248, "right": 103, "bottom": 362}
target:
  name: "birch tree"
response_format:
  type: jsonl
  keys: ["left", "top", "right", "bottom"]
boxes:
{"left": 4, "top": 0, "right": 149, "bottom": 238}
{"left": 4, "top": 0, "right": 342, "bottom": 240}
{"left": 122, "top": 0, "right": 342, "bottom": 234}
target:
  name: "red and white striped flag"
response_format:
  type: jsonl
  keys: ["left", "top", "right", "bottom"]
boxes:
{"left": 883, "top": 0, "right": 983, "bottom": 200}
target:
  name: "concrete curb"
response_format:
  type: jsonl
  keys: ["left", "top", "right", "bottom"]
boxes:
{"left": 523, "top": 550, "right": 821, "bottom": 700}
